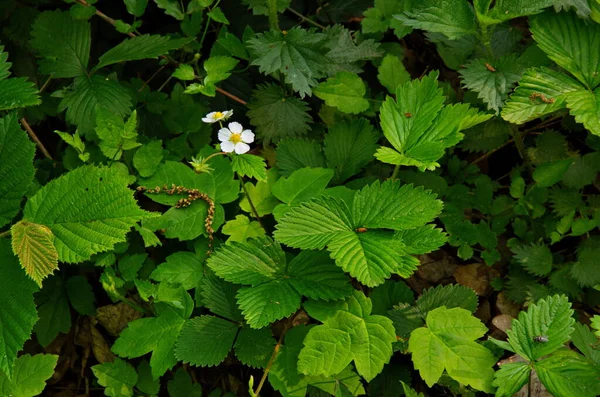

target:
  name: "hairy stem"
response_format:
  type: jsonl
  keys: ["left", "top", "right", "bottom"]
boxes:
{"left": 20, "top": 118, "right": 53, "bottom": 160}
{"left": 267, "top": 0, "right": 280, "bottom": 31}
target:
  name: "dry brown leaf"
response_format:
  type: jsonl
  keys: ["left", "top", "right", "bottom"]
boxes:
{"left": 454, "top": 263, "right": 500, "bottom": 296}
{"left": 95, "top": 302, "right": 142, "bottom": 336}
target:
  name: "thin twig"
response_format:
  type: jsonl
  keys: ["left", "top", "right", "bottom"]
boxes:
{"left": 39, "top": 76, "right": 53, "bottom": 94}
{"left": 138, "top": 65, "right": 167, "bottom": 92}
{"left": 286, "top": 7, "right": 327, "bottom": 29}
{"left": 20, "top": 118, "right": 53, "bottom": 160}
{"left": 0, "top": 230, "right": 10, "bottom": 239}
{"left": 470, "top": 138, "right": 514, "bottom": 166}
{"left": 216, "top": 87, "right": 248, "bottom": 106}
{"left": 74, "top": 0, "right": 135, "bottom": 37}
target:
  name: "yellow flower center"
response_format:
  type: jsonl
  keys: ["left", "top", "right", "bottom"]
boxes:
{"left": 214, "top": 111, "right": 224, "bottom": 119}
{"left": 229, "top": 133, "right": 242, "bottom": 144}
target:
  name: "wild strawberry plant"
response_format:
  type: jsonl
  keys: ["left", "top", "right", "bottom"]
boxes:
{"left": 0, "top": 0, "right": 599, "bottom": 396}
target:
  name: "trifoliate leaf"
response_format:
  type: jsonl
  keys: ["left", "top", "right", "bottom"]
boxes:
{"left": 0, "top": 240, "right": 38, "bottom": 378}
{"left": 0, "top": 354, "right": 58, "bottom": 397}
{"left": 0, "top": 47, "right": 40, "bottom": 111}
{"left": 298, "top": 291, "right": 396, "bottom": 381}
{"left": 55, "top": 130, "right": 89, "bottom": 162}
{"left": 459, "top": 55, "right": 525, "bottom": 113}
{"left": 231, "top": 154, "right": 267, "bottom": 181}
{"left": 234, "top": 327, "right": 275, "bottom": 368}
{"left": 248, "top": 27, "right": 330, "bottom": 97}
{"left": 377, "top": 72, "right": 489, "bottom": 171}
{"left": 324, "top": 118, "right": 378, "bottom": 183}
{"left": 59, "top": 74, "right": 133, "bottom": 133}
{"left": 207, "top": 237, "right": 351, "bottom": 327}
{"left": 486, "top": 0, "right": 554, "bottom": 23}
{"left": 94, "top": 34, "right": 188, "bottom": 71}
{"left": 565, "top": 88, "right": 600, "bottom": 136}
{"left": 168, "top": 368, "right": 202, "bottom": 397}
{"left": 530, "top": 11, "right": 600, "bottom": 89}
{"left": 23, "top": 166, "right": 154, "bottom": 263}
{"left": 198, "top": 271, "right": 242, "bottom": 322}
{"left": 0, "top": 113, "right": 35, "bottom": 228}
{"left": 133, "top": 140, "right": 163, "bottom": 177}
{"left": 512, "top": 243, "right": 553, "bottom": 276}
{"left": 34, "top": 276, "right": 71, "bottom": 347}
{"left": 222, "top": 215, "right": 265, "bottom": 243}
{"left": 112, "top": 301, "right": 192, "bottom": 378}
{"left": 395, "top": 0, "right": 477, "bottom": 40}
{"left": 276, "top": 139, "right": 326, "bottom": 177}
{"left": 151, "top": 251, "right": 204, "bottom": 290}
{"left": 10, "top": 221, "right": 58, "bottom": 287}
{"left": 506, "top": 294, "right": 574, "bottom": 362}
{"left": 30, "top": 11, "right": 90, "bottom": 78}
{"left": 175, "top": 315, "right": 238, "bottom": 367}
{"left": 247, "top": 83, "right": 312, "bottom": 144}
{"left": 493, "top": 361, "right": 531, "bottom": 397}
{"left": 92, "top": 358, "right": 138, "bottom": 397}
{"left": 313, "top": 72, "right": 369, "bottom": 114}
{"left": 409, "top": 307, "right": 495, "bottom": 392}
{"left": 377, "top": 53, "right": 411, "bottom": 94}
{"left": 534, "top": 350, "right": 600, "bottom": 397}
{"left": 95, "top": 108, "right": 140, "bottom": 160}
{"left": 185, "top": 56, "right": 238, "bottom": 96}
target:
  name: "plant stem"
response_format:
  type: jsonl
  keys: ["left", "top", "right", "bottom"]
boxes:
{"left": 0, "top": 230, "right": 10, "bottom": 238}
{"left": 390, "top": 165, "right": 400, "bottom": 181}
{"left": 239, "top": 174, "right": 265, "bottom": 229}
{"left": 20, "top": 118, "right": 53, "bottom": 160}
{"left": 470, "top": 138, "right": 515, "bottom": 165}
{"left": 74, "top": 0, "right": 135, "bottom": 38}
{"left": 267, "top": 0, "right": 280, "bottom": 31}
{"left": 138, "top": 65, "right": 166, "bottom": 92}
{"left": 286, "top": 7, "right": 327, "bottom": 29}
{"left": 39, "top": 76, "right": 53, "bottom": 94}
{"left": 215, "top": 87, "right": 248, "bottom": 105}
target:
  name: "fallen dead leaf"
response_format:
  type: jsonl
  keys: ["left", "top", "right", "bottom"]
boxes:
{"left": 95, "top": 302, "right": 142, "bottom": 336}
{"left": 454, "top": 263, "right": 500, "bottom": 296}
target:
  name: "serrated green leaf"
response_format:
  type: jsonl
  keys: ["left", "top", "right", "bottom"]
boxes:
{"left": 324, "top": 118, "right": 378, "bottom": 183}
{"left": 571, "top": 237, "right": 600, "bottom": 287}
{"left": 377, "top": 53, "right": 411, "bottom": 94}
{"left": 222, "top": 214, "right": 265, "bottom": 243}
{"left": 95, "top": 108, "right": 140, "bottom": 160}
{"left": 175, "top": 315, "right": 238, "bottom": 367}
{"left": 198, "top": 271, "right": 242, "bottom": 322}
{"left": 168, "top": 368, "right": 202, "bottom": 397}
{"left": 30, "top": 10, "right": 90, "bottom": 78}
{"left": 272, "top": 167, "right": 334, "bottom": 207}
{"left": 534, "top": 350, "right": 600, "bottom": 397}
{"left": 487, "top": 0, "right": 554, "bottom": 23}
{"left": 461, "top": 118, "right": 511, "bottom": 153}
{"left": 239, "top": 169, "right": 279, "bottom": 217}
{"left": 394, "top": 225, "right": 448, "bottom": 255}
{"left": 371, "top": 280, "right": 414, "bottom": 315}
{"left": 151, "top": 251, "right": 204, "bottom": 289}
{"left": 395, "top": 0, "right": 477, "bottom": 40}
{"left": 23, "top": 165, "right": 153, "bottom": 263}
{"left": 247, "top": 83, "right": 312, "bottom": 144}
{"left": 0, "top": 240, "right": 38, "bottom": 378}
{"left": 0, "top": 47, "right": 40, "bottom": 111}
{"left": 153, "top": 0, "right": 184, "bottom": 19}
{"left": 10, "top": 221, "right": 58, "bottom": 287}
{"left": 231, "top": 154, "right": 267, "bottom": 181}
{"left": 571, "top": 322, "right": 600, "bottom": 366}
{"left": 506, "top": 295, "right": 575, "bottom": 361}
{"left": 492, "top": 361, "right": 531, "bottom": 397}
{"left": 554, "top": 0, "right": 592, "bottom": 17}
{"left": 124, "top": 0, "right": 148, "bottom": 17}
{"left": 323, "top": 25, "right": 382, "bottom": 72}
{"left": 362, "top": 0, "right": 410, "bottom": 38}
{"left": 133, "top": 140, "right": 163, "bottom": 177}
{"left": 314, "top": 72, "right": 369, "bottom": 114}
{"left": 276, "top": 139, "right": 326, "bottom": 177}
{"left": 0, "top": 354, "right": 58, "bottom": 397}
{"left": 512, "top": 243, "right": 553, "bottom": 276}
{"left": 565, "top": 88, "right": 600, "bottom": 136}
{"left": 92, "top": 358, "right": 138, "bottom": 397}
{"left": 136, "top": 360, "right": 159, "bottom": 395}
{"left": 208, "top": 6, "right": 229, "bottom": 24}
{"left": 408, "top": 307, "right": 495, "bottom": 392}
{"left": 416, "top": 284, "right": 479, "bottom": 314}
{"left": 533, "top": 158, "right": 574, "bottom": 187}
{"left": 234, "top": 327, "right": 275, "bottom": 368}
{"left": 0, "top": 113, "right": 35, "bottom": 228}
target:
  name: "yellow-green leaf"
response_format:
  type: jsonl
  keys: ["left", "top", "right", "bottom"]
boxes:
{"left": 11, "top": 221, "right": 59, "bottom": 287}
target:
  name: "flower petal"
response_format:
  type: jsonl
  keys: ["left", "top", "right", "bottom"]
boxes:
{"left": 223, "top": 110, "right": 234, "bottom": 119}
{"left": 241, "top": 130, "right": 254, "bottom": 143}
{"left": 234, "top": 142, "right": 250, "bottom": 154}
{"left": 202, "top": 117, "right": 215, "bottom": 123}
{"left": 228, "top": 121, "right": 243, "bottom": 133}
{"left": 220, "top": 141, "right": 235, "bottom": 153}
{"left": 218, "top": 128, "right": 232, "bottom": 142}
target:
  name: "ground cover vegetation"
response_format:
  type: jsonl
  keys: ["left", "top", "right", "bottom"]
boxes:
{"left": 0, "top": 0, "right": 600, "bottom": 396}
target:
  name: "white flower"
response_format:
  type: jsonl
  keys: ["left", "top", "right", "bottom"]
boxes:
{"left": 218, "top": 122, "right": 254, "bottom": 154}
{"left": 202, "top": 110, "right": 233, "bottom": 124}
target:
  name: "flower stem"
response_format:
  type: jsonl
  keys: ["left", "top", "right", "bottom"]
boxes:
{"left": 239, "top": 173, "right": 265, "bottom": 229}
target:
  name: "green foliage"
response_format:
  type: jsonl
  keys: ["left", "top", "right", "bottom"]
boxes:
{"left": 313, "top": 72, "right": 369, "bottom": 114}
{"left": 0, "top": 354, "right": 58, "bottom": 397}
{"left": 92, "top": 358, "right": 138, "bottom": 397}
{"left": 0, "top": 47, "right": 40, "bottom": 111}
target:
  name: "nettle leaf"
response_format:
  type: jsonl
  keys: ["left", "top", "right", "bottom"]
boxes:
{"left": 0, "top": 354, "right": 58, "bottom": 397}
{"left": 512, "top": 243, "right": 553, "bottom": 276}
{"left": 222, "top": 215, "right": 265, "bottom": 243}
{"left": 376, "top": 72, "right": 490, "bottom": 171}
{"left": 22, "top": 165, "right": 155, "bottom": 263}
{"left": 207, "top": 237, "right": 351, "bottom": 328}
{"left": 571, "top": 237, "right": 600, "bottom": 287}
{"left": 505, "top": 295, "right": 575, "bottom": 362}
{"left": 247, "top": 83, "right": 312, "bottom": 144}
{"left": 276, "top": 139, "right": 326, "bottom": 177}
{"left": 0, "top": 47, "right": 40, "bottom": 111}
{"left": 486, "top": 0, "right": 554, "bottom": 23}
{"left": 324, "top": 118, "right": 379, "bottom": 183}
{"left": 0, "top": 240, "right": 38, "bottom": 378}
{"left": 95, "top": 108, "right": 140, "bottom": 160}
{"left": 30, "top": 10, "right": 90, "bottom": 78}
{"left": 298, "top": 291, "right": 396, "bottom": 381}
{"left": 231, "top": 154, "right": 267, "bottom": 181}
{"left": 313, "top": 72, "right": 369, "bottom": 114}
{"left": 275, "top": 180, "right": 443, "bottom": 287}
{"left": 460, "top": 55, "right": 525, "bottom": 113}
{"left": 408, "top": 307, "right": 496, "bottom": 392}
{"left": 93, "top": 34, "right": 188, "bottom": 71}
{"left": 10, "top": 221, "right": 58, "bottom": 287}
{"left": 92, "top": 358, "right": 138, "bottom": 397}
{"left": 395, "top": 0, "right": 477, "bottom": 40}
{"left": 0, "top": 113, "right": 35, "bottom": 228}
{"left": 323, "top": 25, "right": 382, "bottom": 72}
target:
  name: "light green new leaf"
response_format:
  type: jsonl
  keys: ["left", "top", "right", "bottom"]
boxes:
{"left": 247, "top": 83, "right": 312, "bottom": 144}
{"left": 0, "top": 113, "right": 35, "bottom": 228}
{"left": 54, "top": 130, "right": 89, "bottom": 162}
{"left": 408, "top": 307, "right": 496, "bottom": 392}
{"left": 530, "top": 11, "right": 600, "bottom": 89}
{"left": 502, "top": 67, "right": 583, "bottom": 124}
{"left": 23, "top": 165, "right": 154, "bottom": 263}
{"left": 565, "top": 88, "right": 600, "bottom": 136}
{"left": 231, "top": 154, "right": 267, "bottom": 181}
{"left": 94, "top": 34, "right": 188, "bottom": 71}
{"left": 30, "top": 11, "right": 90, "bottom": 78}
{"left": 395, "top": 0, "right": 477, "bottom": 40}
{"left": 10, "top": 221, "right": 58, "bottom": 287}
{"left": 175, "top": 316, "right": 238, "bottom": 367}
{"left": 92, "top": 358, "right": 138, "bottom": 397}
{"left": 240, "top": 169, "right": 280, "bottom": 217}
{"left": 59, "top": 74, "right": 133, "bottom": 133}
{"left": 151, "top": 251, "right": 204, "bottom": 290}
{"left": 222, "top": 215, "right": 265, "bottom": 243}
{"left": 314, "top": 72, "right": 369, "bottom": 114}
{"left": 95, "top": 108, "right": 140, "bottom": 160}
{"left": 272, "top": 167, "right": 334, "bottom": 207}
{"left": 172, "top": 64, "right": 195, "bottom": 81}
{"left": 0, "top": 241, "right": 38, "bottom": 378}
{"left": 506, "top": 295, "right": 574, "bottom": 361}
{"left": 493, "top": 361, "right": 531, "bottom": 397}
{"left": 377, "top": 53, "right": 411, "bottom": 94}
{"left": 0, "top": 354, "right": 58, "bottom": 397}
{"left": 534, "top": 351, "right": 600, "bottom": 397}
{"left": 133, "top": 140, "right": 163, "bottom": 177}
{"left": 0, "top": 47, "right": 40, "bottom": 111}
{"left": 298, "top": 291, "right": 396, "bottom": 381}
{"left": 324, "top": 118, "right": 379, "bottom": 183}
